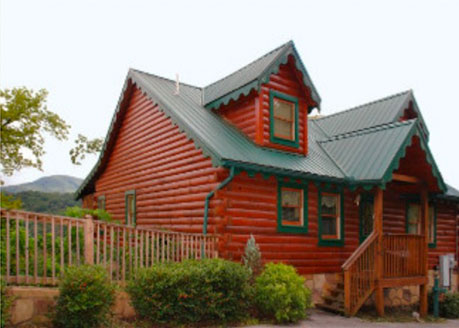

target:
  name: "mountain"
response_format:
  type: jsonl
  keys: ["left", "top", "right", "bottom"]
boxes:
{"left": 2, "top": 175, "right": 83, "bottom": 194}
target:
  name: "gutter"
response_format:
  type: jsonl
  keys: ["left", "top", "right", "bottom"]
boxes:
{"left": 203, "top": 166, "right": 237, "bottom": 235}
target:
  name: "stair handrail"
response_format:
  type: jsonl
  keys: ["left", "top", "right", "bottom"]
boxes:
{"left": 342, "top": 230, "right": 378, "bottom": 270}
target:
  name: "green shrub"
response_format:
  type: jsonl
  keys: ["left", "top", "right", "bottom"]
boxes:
{"left": 242, "top": 234, "right": 263, "bottom": 281}
{"left": 53, "top": 265, "right": 116, "bottom": 328}
{"left": 127, "top": 259, "right": 252, "bottom": 325}
{"left": 255, "top": 262, "right": 311, "bottom": 323}
{"left": 441, "top": 291, "right": 459, "bottom": 318}
{"left": 64, "top": 206, "right": 112, "bottom": 222}
{"left": 1, "top": 279, "right": 13, "bottom": 327}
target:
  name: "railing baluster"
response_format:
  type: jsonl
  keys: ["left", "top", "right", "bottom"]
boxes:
{"left": 25, "top": 215, "right": 29, "bottom": 283}
{"left": 76, "top": 221, "right": 80, "bottom": 265}
{"left": 42, "top": 217, "right": 47, "bottom": 283}
{"left": 34, "top": 215, "right": 38, "bottom": 284}
{"left": 6, "top": 211, "right": 10, "bottom": 282}
{"left": 68, "top": 221, "right": 72, "bottom": 266}
{"left": 15, "top": 216, "right": 20, "bottom": 283}
{"left": 51, "top": 217, "right": 55, "bottom": 284}
{"left": 110, "top": 225, "right": 114, "bottom": 280}
{"left": 96, "top": 223, "right": 100, "bottom": 264}
{"left": 60, "top": 218, "right": 64, "bottom": 275}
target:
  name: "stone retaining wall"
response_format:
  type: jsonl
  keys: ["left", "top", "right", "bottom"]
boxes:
{"left": 305, "top": 271, "right": 458, "bottom": 307}
{"left": 6, "top": 286, "right": 135, "bottom": 327}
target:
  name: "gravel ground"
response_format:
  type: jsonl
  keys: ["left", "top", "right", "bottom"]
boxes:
{"left": 245, "top": 309, "right": 459, "bottom": 328}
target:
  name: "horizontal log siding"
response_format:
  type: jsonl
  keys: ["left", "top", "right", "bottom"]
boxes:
{"left": 220, "top": 92, "right": 257, "bottom": 142}
{"left": 427, "top": 201, "right": 457, "bottom": 268}
{"left": 260, "top": 59, "right": 313, "bottom": 155}
{"left": 216, "top": 172, "right": 359, "bottom": 275}
{"left": 215, "top": 172, "right": 458, "bottom": 275}
{"left": 91, "top": 86, "right": 221, "bottom": 234}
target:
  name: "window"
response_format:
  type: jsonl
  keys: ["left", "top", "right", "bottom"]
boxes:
{"left": 125, "top": 190, "right": 136, "bottom": 226}
{"left": 97, "top": 195, "right": 105, "bottom": 210}
{"left": 406, "top": 202, "right": 436, "bottom": 248}
{"left": 318, "top": 190, "right": 344, "bottom": 246}
{"left": 269, "top": 90, "right": 299, "bottom": 148}
{"left": 277, "top": 181, "right": 308, "bottom": 233}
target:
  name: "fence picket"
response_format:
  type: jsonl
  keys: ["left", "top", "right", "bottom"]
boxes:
{"left": 1, "top": 209, "right": 219, "bottom": 285}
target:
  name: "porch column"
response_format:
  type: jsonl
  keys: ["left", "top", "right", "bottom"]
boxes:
{"left": 374, "top": 188, "right": 384, "bottom": 316}
{"left": 419, "top": 187, "right": 429, "bottom": 317}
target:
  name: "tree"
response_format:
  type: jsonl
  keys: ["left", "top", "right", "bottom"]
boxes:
{"left": 1, "top": 88, "right": 70, "bottom": 176}
{"left": 69, "top": 134, "right": 103, "bottom": 165}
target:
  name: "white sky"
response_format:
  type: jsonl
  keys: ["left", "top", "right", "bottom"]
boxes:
{"left": 1, "top": 0, "right": 459, "bottom": 189}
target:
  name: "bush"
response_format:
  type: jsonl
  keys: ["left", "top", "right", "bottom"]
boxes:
{"left": 441, "top": 292, "right": 459, "bottom": 318}
{"left": 242, "top": 234, "right": 263, "bottom": 281}
{"left": 255, "top": 263, "right": 311, "bottom": 323}
{"left": 127, "top": 259, "right": 252, "bottom": 325}
{"left": 64, "top": 206, "right": 112, "bottom": 222}
{"left": 1, "top": 279, "right": 13, "bottom": 327}
{"left": 53, "top": 265, "right": 116, "bottom": 328}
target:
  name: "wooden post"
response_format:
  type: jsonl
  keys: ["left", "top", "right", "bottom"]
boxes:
{"left": 419, "top": 187, "right": 429, "bottom": 317}
{"left": 374, "top": 188, "right": 385, "bottom": 316}
{"left": 344, "top": 269, "right": 351, "bottom": 315}
{"left": 84, "top": 215, "right": 94, "bottom": 265}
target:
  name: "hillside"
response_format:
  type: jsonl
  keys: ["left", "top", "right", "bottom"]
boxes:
{"left": 3, "top": 191, "right": 82, "bottom": 215}
{"left": 2, "top": 175, "right": 83, "bottom": 193}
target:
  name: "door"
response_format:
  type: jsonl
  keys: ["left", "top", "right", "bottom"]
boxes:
{"left": 359, "top": 193, "right": 374, "bottom": 243}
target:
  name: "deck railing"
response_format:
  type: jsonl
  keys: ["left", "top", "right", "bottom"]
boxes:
{"left": 0, "top": 208, "right": 219, "bottom": 285}
{"left": 382, "top": 233, "right": 425, "bottom": 278}
{"left": 342, "top": 231, "right": 379, "bottom": 316}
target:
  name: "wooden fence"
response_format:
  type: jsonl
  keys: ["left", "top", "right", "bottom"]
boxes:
{"left": 0, "top": 208, "right": 219, "bottom": 285}
{"left": 382, "top": 233, "right": 425, "bottom": 278}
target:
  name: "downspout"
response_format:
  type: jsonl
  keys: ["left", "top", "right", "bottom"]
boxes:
{"left": 203, "top": 166, "right": 236, "bottom": 235}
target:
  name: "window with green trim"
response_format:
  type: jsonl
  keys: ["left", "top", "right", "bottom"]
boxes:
{"left": 125, "top": 190, "right": 136, "bottom": 226}
{"left": 97, "top": 195, "right": 106, "bottom": 210}
{"left": 269, "top": 90, "right": 299, "bottom": 148}
{"left": 318, "top": 189, "right": 344, "bottom": 246}
{"left": 277, "top": 181, "right": 308, "bottom": 233}
{"left": 405, "top": 202, "right": 436, "bottom": 248}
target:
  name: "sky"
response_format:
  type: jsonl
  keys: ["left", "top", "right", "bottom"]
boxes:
{"left": 1, "top": 0, "right": 459, "bottom": 189}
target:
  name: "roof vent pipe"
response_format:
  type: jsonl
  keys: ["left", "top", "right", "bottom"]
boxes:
{"left": 174, "top": 73, "right": 180, "bottom": 95}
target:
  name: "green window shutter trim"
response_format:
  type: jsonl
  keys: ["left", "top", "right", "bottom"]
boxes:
{"left": 277, "top": 180, "right": 308, "bottom": 234}
{"left": 269, "top": 90, "right": 300, "bottom": 148}
{"left": 97, "top": 195, "right": 106, "bottom": 210}
{"left": 125, "top": 190, "right": 136, "bottom": 226}
{"left": 318, "top": 186, "right": 345, "bottom": 247}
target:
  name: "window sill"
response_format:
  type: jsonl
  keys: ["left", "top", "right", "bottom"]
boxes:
{"left": 277, "top": 225, "right": 308, "bottom": 234}
{"left": 318, "top": 238, "right": 344, "bottom": 247}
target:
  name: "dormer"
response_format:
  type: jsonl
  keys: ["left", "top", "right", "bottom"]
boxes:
{"left": 203, "top": 41, "right": 320, "bottom": 155}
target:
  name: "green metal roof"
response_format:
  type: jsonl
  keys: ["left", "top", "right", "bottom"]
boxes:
{"left": 440, "top": 184, "right": 459, "bottom": 201}
{"left": 314, "top": 90, "right": 430, "bottom": 140}
{"left": 76, "top": 43, "right": 451, "bottom": 199}
{"left": 203, "top": 41, "right": 321, "bottom": 110}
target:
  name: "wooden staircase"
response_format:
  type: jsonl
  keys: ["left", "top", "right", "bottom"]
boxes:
{"left": 316, "top": 274, "right": 345, "bottom": 315}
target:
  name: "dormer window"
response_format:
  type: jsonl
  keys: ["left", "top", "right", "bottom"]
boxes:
{"left": 269, "top": 90, "right": 299, "bottom": 148}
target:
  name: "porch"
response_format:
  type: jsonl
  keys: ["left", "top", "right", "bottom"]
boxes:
{"left": 342, "top": 175, "right": 432, "bottom": 317}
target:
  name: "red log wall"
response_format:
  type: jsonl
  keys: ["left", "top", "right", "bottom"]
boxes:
{"left": 88, "top": 86, "right": 222, "bottom": 233}
{"left": 215, "top": 171, "right": 458, "bottom": 275}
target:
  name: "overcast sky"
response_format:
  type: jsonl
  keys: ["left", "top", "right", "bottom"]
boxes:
{"left": 1, "top": 0, "right": 458, "bottom": 189}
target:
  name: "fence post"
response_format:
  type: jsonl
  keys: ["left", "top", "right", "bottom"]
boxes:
{"left": 84, "top": 215, "right": 95, "bottom": 265}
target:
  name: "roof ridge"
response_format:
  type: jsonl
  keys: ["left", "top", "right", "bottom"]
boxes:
{"left": 316, "top": 90, "right": 412, "bottom": 122}
{"left": 319, "top": 119, "right": 417, "bottom": 143}
{"left": 203, "top": 40, "right": 292, "bottom": 90}
{"left": 130, "top": 68, "right": 202, "bottom": 90}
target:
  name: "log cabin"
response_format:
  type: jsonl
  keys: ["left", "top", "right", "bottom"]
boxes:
{"left": 76, "top": 41, "right": 459, "bottom": 316}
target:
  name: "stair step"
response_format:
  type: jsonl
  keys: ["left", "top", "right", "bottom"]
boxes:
{"left": 316, "top": 302, "right": 345, "bottom": 315}
{"left": 330, "top": 289, "right": 344, "bottom": 298}
{"left": 323, "top": 294, "right": 344, "bottom": 304}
